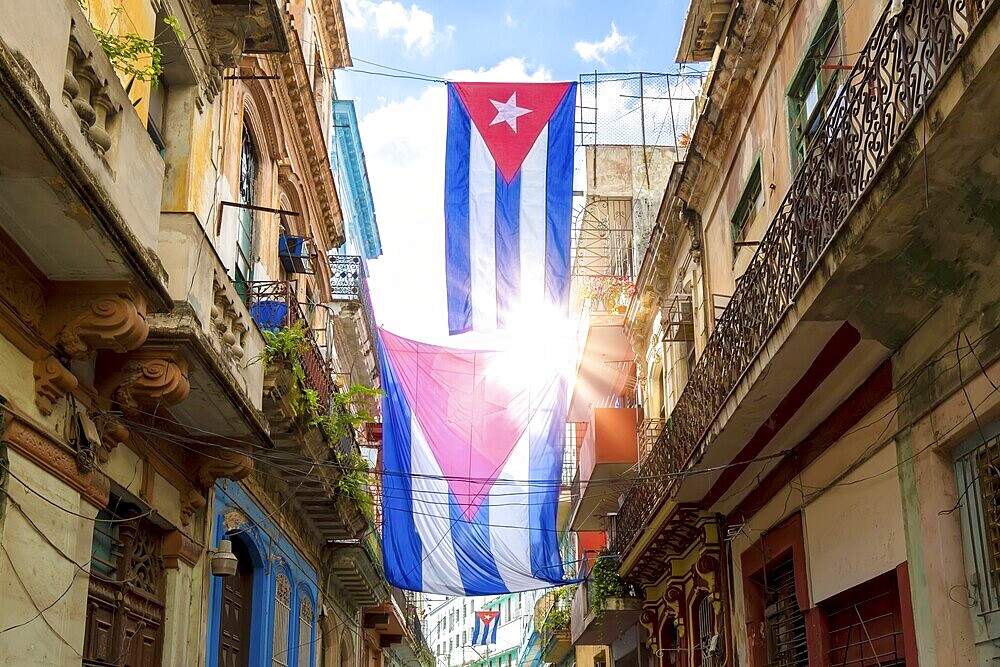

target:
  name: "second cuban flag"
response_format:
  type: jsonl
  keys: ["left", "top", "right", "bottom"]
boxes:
{"left": 445, "top": 82, "right": 577, "bottom": 335}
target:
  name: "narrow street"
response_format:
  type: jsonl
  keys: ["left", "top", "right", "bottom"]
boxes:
{"left": 0, "top": 0, "right": 998, "bottom": 665}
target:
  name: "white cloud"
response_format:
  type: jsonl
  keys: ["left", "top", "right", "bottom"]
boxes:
{"left": 360, "top": 59, "right": 550, "bottom": 344}
{"left": 343, "top": 0, "right": 446, "bottom": 53}
{"left": 573, "top": 22, "right": 632, "bottom": 64}
{"left": 504, "top": 13, "right": 517, "bottom": 28}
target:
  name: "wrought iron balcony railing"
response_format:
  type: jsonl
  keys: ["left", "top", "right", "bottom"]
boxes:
{"left": 611, "top": 0, "right": 994, "bottom": 557}
{"left": 329, "top": 254, "right": 379, "bottom": 348}
{"left": 246, "top": 280, "right": 334, "bottom": 407}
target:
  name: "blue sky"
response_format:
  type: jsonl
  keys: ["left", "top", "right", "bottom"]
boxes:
{"left": 333, "top": 0, "right": 692, "bottom": 344}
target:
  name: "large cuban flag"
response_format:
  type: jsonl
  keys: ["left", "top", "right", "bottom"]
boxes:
{"left": 445, "top": 81, "right": 577, "bottom": 335}
{"left": 378, "top": 329, "right": 569, "bottom": 595}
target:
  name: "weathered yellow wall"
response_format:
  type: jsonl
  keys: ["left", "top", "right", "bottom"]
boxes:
{"left": 81, "top": 0, "right": 156, "bottom": 120}
{"left": 0, "top": 450, "right": 95, "bottom": 666}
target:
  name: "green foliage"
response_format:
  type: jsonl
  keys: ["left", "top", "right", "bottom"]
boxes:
{"left": 541, "top": 586, "right": 575, "bottom": 634}
{"left": 78, "top": 0, "right": 184, "bottom": 85}
{"left": 589, "top": 550, "right": 629, "bottom": 619}
{"left": 260, "top": 322, "right": 312, "bottom": 367}
{"left": 334, "top": 451, "right": 374, "bottom": 521}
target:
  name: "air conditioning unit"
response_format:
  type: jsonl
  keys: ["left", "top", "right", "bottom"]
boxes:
{"left": 279, "top": 235, "right": 314, "bottom": 274}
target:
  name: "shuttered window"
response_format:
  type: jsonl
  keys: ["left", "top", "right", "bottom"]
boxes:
{"left": 763, "top": 559, "right": 808, "bottom": 667}
{"left": 298, "top": 593, "right": 314, "bottom": 667}
{"left": 273, "top": 574, "right": 291, "bottom": 667}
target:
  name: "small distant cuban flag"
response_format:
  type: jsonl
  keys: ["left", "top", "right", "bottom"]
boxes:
{"left": 444, "top": 81, "right": 578, "bottom": 335}
{"left": 378, "top": 329, "right": 569, "bottom": 595}
{"left": 472, "top": 610, "right": 500, "bottom": 645}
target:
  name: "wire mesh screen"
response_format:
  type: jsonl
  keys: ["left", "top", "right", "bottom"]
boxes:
{"left": 577, "top": 72, "right": 705, "bottom": 147}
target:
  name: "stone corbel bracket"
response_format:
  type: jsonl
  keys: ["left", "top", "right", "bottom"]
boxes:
{"left": 33, "top": 287, "right": 150, "bottom": 415}
{"left": 99, "top": 348, "right": 191, "bottom": 410}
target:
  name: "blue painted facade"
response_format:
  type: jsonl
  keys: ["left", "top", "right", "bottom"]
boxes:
{"left": 330, "top": 99, "right": 382, "bottom": 263}
{"left": 206, "top": 481, "right": 320, "bottom": 667}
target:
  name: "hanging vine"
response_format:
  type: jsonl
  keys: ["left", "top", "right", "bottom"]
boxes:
{"left": 77, "top": 0, "right": 184, "bottom": 84}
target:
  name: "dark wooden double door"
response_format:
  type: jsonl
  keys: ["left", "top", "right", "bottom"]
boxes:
{"left": 219, "top": 538, "right": 255, "bottom": 667}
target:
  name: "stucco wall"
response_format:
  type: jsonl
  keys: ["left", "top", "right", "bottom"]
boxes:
{"left": 803, "top": 444, "right": 907, "bottom": 603}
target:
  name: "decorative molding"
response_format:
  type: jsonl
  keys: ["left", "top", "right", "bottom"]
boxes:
{"left": 211, "top": 270, "right": 247, "bottom": 360}
{"left": 0, "top": 243, "right": 44, "bottom": 328}
{"left": 111, "top": 351, "right": 190, "bottom": 408}
{"left": 180, "top": 487, "right": 206, "bottom": 526}
{"left": 54, "top": 292, "right": 149, "bottom": 359}
{"left": 163, "top": 528, "right": 202, "bottom": 568}
{"left": 3, "top": 415, "right": 109, "bottom": 508}
{"left": 93, "top": 414, "right": 130, "bottom": 464}
{"left": 198, "top": 450, "right": 253, "bottom": 488}
{"left": 222, "top": 507, "right": 249, "bottom": 532}
{"left": 33, "top": 355, "right": 78, "bottom": 416}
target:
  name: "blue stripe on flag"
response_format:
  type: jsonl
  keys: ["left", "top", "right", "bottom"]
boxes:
{"left": 451, "top": 498, "right": 509, "bottom": 596}
{"left": 378, "top": 342, "right": 423, "bottom": 592}
{"left": 529, "top": 379, "right": 568, "bottom": 581}
{"left": 544, "top": 83, "right": 576, "bottom": 313}
{"left": 445, "top": 86, "right": 473, "bottom": 335}
{"left": 494, "top": 170, "right": 521, "bottom": 329}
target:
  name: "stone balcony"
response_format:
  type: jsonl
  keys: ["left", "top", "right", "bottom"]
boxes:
{"left": 570, "top": 578, "right": 642, "bottom": 646}
{"left": 615, "top": 0, "right": 1000, "bottom": 582}
{"left": 328, "top": 255, "right": 379, "bottom": 387}
{"left": 0, "top": 0, "right": 170, "bottom": 300}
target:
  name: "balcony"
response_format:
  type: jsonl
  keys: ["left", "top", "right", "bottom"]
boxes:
{"left": 615, "top": 0, "right": 1000, "bottom": 575}
{"left": 537, "top": 588, "right": 574, "bottom": 664}
{"left": 0, "top": 0, "right": 169, "bottom": 301}
{"left": 328, "top": 530, "right": 387, "bottom": 608}
{"left": 153, "top": 213, "right": 271, "bottom": 434}
{"left": 365, "top": 589, "right": 431, "bottom": 664}
{"left": 570, "top": 575, "right": 642, "bottom": 646}
{"left": 570, "top": 407, "right": 640, "bottom": 532}
{"left": 328, "top": 254, "right": 379, "bottom": 386}
{"left": 247, "top": 280, "right": 334, "bottom": 407}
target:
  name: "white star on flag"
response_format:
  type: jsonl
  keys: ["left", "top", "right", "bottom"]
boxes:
{"left": 489, "top": 92, "right": 532, "bottom": 132}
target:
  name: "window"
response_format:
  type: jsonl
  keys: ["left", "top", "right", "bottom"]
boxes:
{"left": 955, "top": 429, "right": 1000, "bottom": 638}
{"left": 235, "top": 122, "right": 258, "bottom": 299}
{"left": 83, "top": 498, "right": 166, "bottom": 666}
{"left": 788, "top": 1, "right": 842, "bottom": 168}
{"left": 730, "top": 160, "right": 764, "bottom": 260}
{"left": 462, "top": 631, "right": 467, "bottom": 645}
{"left": 298, "top": 593, "right": 314, "bottom": 667}
{"left": 821, "top": 572, "right": 907, "bottom": 666}
{"left": 273, "top": 574, "right": 292, "bottom": 666}
{"left": 762, "top": 559, "right": 808, "bottom": 667}
{"left": 696, "top": 596, "right": 722, "bottom": 667}
{"left": 147, "top": 75, "right": 168, "bottom": 154}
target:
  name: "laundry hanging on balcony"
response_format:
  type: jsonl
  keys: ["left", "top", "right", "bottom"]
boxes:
{"left": 377, "top": 328, "right": 573, "bottom": 595}
{"left": 444, "top": 81, "right": 577, "bottom": 335}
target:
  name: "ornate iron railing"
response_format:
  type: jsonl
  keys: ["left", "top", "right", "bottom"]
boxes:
{"left": 329, "top": 254, "right": 379, "bottom": 344}
{"left": 612, "top": 0, "right": 994, "bottom": 558}
{"left": 246, "top": 280, "right": 334, "bottom": 407}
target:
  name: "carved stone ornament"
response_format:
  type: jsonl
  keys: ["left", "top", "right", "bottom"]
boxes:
{"left": 93, "top": 413, "right": 130, "bottom": 464}
{"left": 223, "top": 508, "right": 250, "bottom": 532}
{"left": 198, "top": 451, "right": 254, "bottom": 488}
{"left": 56, "top": 292, "right": 149, "bottom": 359}
{"left": 163, "top": 529, "right": 202, "bottom": 569}
{"left": 180, "top": 487, "right": 207, "bottom": 526}
{"left": 33, "top": 355, "right": 79, "bottom": 416}
{"left": 112, "top": 352, "right": 190, "bottom": 408}
{"left": 0, "top": 243, "right": 45, "bottom": 328}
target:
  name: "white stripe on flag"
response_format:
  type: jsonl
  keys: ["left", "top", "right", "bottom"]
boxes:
{"left": 518, "top": 126, "right": 548, "bottom": 314}
{"left": 487, "top": 376, "right": 559, "bottom": 592}
{"left": 410, "top": 413, "right": 464, "bottom": 594}
{"left": 468, "top": 125, "right": 497, "bottom": 332}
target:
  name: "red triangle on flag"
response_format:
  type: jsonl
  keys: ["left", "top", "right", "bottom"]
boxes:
{"left": 477, "top": 611, "right": 497, "bottom": 625}
{"left": 453, "top": 82, "right": 573, "bottom": 183}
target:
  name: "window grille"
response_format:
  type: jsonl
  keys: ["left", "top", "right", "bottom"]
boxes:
{"left": 763, "top": 559, "right": 808, "bottom": 667}
{"left": 954, "top": 431, "right": 1000, "bottom": 621}
{"left": 298, "top": 593, "right": 314, "bottom": 667}
{"left": 822, "top": 572, "right": 905, "bottom": 666}
{"left": 697, "top": 596, "right": 722, "bottom": 667}
{"left": 273, "top": 574, "right": 292, "bottom": 667}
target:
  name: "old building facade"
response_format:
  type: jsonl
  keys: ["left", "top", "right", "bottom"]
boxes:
{"left": 559, "top": 0, "right": 1000, "bottom": 665}
{"left": 0, "top": 1, "right": 430, "bottom": 666}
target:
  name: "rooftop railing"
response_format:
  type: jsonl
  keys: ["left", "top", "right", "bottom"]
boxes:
{"left": 612, "top": 0, "right": 994, "bottom": 558}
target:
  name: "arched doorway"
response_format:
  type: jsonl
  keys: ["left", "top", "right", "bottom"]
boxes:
{"left": 218, "top": 536, "right": 255, "bottom": 667}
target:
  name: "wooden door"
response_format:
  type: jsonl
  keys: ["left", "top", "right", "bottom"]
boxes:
{"left": 218, "top": 538, "right": 254, "bottom": 667}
